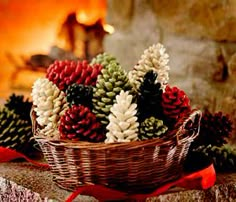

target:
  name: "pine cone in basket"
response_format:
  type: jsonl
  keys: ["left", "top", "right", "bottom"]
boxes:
{"left": 193, "top": 144, "right": 236, "bottom": 172}
{"left": 90, "top": 52, "right": 119, "bottom": 68}
{"left": 139, "top": 116, "right": 168, "bottom": 140}
{"left": 137, "top": 70, "right": 163, "bottom": 121}
{"left": 4, "top": 93, "right": 32, "bottom": 123}
{"left": 0, "top": 107, "right": 32, "bottom": 151}
{"left": 162, "top": 85, "right": 191, "bottom": 127}
{"left": 46, "top": 60, "right": 102, "bottom": 91}
{"left": 92, "top": 62, "right": 132, "bottom": 128}
{"left": 105, "top": 90, "right": 139, "bottom": 143}
{"left": 59, "top": 105, "right": 104, "bottom": 142}
{"left": 31, "top": 78, "right": 69, "bottom": 139}
{"left": 191, "top": 110, "right": 233, "bottom": 148}
{"left": 66, "top": 83, "right": 93, "bottom": 108}
{"left": 128, "top": 43, "right": 170, "bottom": 92}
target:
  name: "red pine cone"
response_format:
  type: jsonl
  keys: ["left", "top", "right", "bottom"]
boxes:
{"left": 59, "top": 105, "right": 105, "bottom": 142}
{"left": 162, "top": 85, "right": 191, "bottom": 124}
{"left": 46, "top": 60, "right": 102, "bottom": 91}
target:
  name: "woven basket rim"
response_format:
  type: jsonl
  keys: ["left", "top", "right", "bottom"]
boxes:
{"left": 32, "top": 109, "right": 202, "bottom": 150}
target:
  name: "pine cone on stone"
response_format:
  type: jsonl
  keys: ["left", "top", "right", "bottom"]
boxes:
{"left": 66, "top": 83, "right": 93, "bottom": 108}
{"left": 193, "top": 144, "right": 236, "bottom": 172}
{"left": 162, "top": 85, "right": 191, "bottom": 127}
{"left": 105, "top": 90, "right": 139, "bottom": 143}
{"left": 0, "top": 108, "right": 32, "bottom": 151}
{"left": 139, "top": 117, "right": 168, "bottom": 140}
{"left": 90, "top": 52, "right": 119, "bottom": 69}
{"left": 4, "top": 93, "right": 32, "bottom": 123}
{"left": 31, "top": 78, "right": 69, "bottom": 139}
{"left": 46, "top": 60, "right": 102, "bottom": 91}
{"left": 59, "top": 105, "right": 104, "bottom": 142}
{"left": 92, "top": 62, "right": 132, "bottom": 128}
{"left": 137, "top": 70, "right": 163, "bottom": 121}
{"left": 191, "top": 110, "right": 233, "bottom": 148}
{"left": 128, "top": 43, "right": 170, "bottom": 92}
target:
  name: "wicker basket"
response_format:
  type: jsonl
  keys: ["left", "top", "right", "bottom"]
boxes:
{"left": 32, "top": 109, "right": 201, "bottom": 193}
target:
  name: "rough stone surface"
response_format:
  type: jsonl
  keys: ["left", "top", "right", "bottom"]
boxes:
{"left": 150, "top": 0, "right": 236, "bottom": 42}
{"left": 105, "top": 0, "right": 161, "bottom": 71}
{"left": 0, "top": 177, "right": 44, "bottom": 202}
{"left": 0, "top": 162, "right": 97, "bottom": 202}
{"left": 1, "top": 162, "right": 236, "bottom": 202}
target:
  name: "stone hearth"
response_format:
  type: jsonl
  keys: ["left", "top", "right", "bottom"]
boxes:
{"left": 0, "top": 162, "right": 236, "bottom": 201}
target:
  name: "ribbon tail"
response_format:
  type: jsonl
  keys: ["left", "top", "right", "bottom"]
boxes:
{"left": 65, "top": 163, "right": 216, "bottom": 202}
{"left": 0, "top": 146, "right": 49, "bottom": 168}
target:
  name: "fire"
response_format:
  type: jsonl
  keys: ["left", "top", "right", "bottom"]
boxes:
{"left": 76, "top": 0, "right": 106, "bottom": 25}
{"left": 0, "top": 0, "right": 109, "bottom": 55}
{"left": 0, "top": 0, "right": 112, "bottom": 97}
{"left": 75, "top": 0, "right": 114, "bottom": 34}
{"left": 104, "top": 24, "right": 115, "bottom": 34}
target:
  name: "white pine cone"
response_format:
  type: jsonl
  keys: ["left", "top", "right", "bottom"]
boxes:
{"left": 37, "top": 122, "right": 60, "bottom": 139}
{"left": 31, "top": 78, "right": 68, "bottom": 138}
{"left": 105, "top": 90, "right": 139, "bottom": 143}
{"left": 128, "top": 43, "right": 170, "bottom": 92}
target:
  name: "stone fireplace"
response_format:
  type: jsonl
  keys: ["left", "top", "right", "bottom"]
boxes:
{"left": 0, "top": 0, "right": 235, "bottom": 136}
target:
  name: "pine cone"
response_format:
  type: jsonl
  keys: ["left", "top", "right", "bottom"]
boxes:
{"left": 4, "top": 93, "right": 32, "bottom": 123}
{"left": 59, "top": 105, "right": 104, "bottom": 142}
{"left": 90, "top": 52, "right": 119, "bottom": 69}
{"left": 37, "top": 123, "right": 60, "bottom": 139}
{"left": 46, "top": 60, "right": 102, "bottom": 91}
{"left": 137, "top": 70, "right": 163, "bottom": 121}
{"left": 0, "top": 108, "right": 33, "bottom": 151}
{"left": 162, "top": 85, "right": 191, "bottom": 126}
{"left": 191, "top": 110, "right": 233, "bottom": 148}
{"left": 31, "top": 78, "right": 68, "bottom": 139}
{"left": 66, "top": 83, "right": 93, "bottom": 108}
{"left": 139, "top": 117, "right": 168, "bottom": 140}
{"left": 105, "top": 90, "right": 139, "bottom": 143}
{"left": 128, "top": 43, "right": 169, "bottom": 92}
{"left": 193, "top": 144, "right": 236, "bottom": 172}
{"left": 92, "top": 62, "right": 132, "bottom": 128}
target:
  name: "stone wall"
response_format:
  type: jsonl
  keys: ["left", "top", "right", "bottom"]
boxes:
{"left": 105, "top": 0, "right": 236, "bottom": 137}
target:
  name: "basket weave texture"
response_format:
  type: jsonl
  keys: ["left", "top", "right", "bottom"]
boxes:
{"left": 33, "top": 109, "right": 201, "bottom": 193}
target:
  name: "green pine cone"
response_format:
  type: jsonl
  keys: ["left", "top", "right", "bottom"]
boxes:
{"left": 0, "top": 107, "right": 33, "bottom": 151}
{"left": 193, "top": 144, "right": 236, "bottom": 172}
{"left": 139, "top": 116, "right": 168, "bottom": 140}
{"left": 92, "top": 62, "right": 132, "bottom": 128}
{"left": 90, "top": 52, "right": 119, "bottom": 69}
{"left": 4, "top": 93, "right": 32, "bottom": 123}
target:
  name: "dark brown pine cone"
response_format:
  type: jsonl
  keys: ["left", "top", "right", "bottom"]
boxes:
{"left": 137, "top": 70, "right": 163, "bottom": 121}
{"left": 191, "top": 110, "right": 233, "bottom": 148}
{"left": 66, "top": 83, "right": 93, "bottom": 108}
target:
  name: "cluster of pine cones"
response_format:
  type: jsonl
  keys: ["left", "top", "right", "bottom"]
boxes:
{"left": 31, "top": 43, "right": 197, "bottom": 143}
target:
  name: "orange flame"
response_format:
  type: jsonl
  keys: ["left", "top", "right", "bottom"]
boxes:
{"left": 0, "top": 0, "right": 107, "bottom": 55}
{"left": 75, "top": 0, "right": 107, "bottom": 25}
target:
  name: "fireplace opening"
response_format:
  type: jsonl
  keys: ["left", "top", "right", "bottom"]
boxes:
{"left": 0, "top": 0, "right": 113, "bottom": 93}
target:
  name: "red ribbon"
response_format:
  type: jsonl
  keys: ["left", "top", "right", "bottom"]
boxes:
{"left": 0, "top": 146, "right": 216, "bottom": 202}
{"left": 65, "top": 164, "right": 216, "bottom": 202}
{"left": 0, "top": 146, "right": 49, "bottom": 168}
